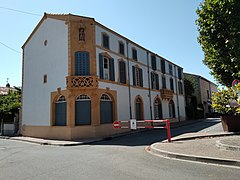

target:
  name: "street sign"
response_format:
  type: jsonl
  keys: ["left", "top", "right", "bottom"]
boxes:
{"left": 113, "top": 121, "right": 121, "bottom": 129}
{"left": 130, "top": 119, "right": 137, "bottom": 130}
{"left": 232, "top": 79, "right": 239, "bottom": 87}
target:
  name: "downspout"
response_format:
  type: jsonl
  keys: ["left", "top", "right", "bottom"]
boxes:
{"left": 126, "top": 41, "right": 132, "bottom": 119}
{"left": 147, "top": 52, "right": 153, "bottom": 120}
{"left": 174, "top": 66, "right": 180, "bottom": 122}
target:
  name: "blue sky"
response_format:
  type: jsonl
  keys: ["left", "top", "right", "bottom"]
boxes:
{"left": 0, "top": 0, "right": 215, "bottom": 87}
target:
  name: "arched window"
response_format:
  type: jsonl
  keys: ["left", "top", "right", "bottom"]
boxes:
{"left": 135, "top": 96, "right": 143, "bottom": 120}
{"left": 55, "top": 95, "right": 66, "bottom": 126}
{"left": 169, "top": 100, "right": 176, "bottom": 118}
{"left": 154, "top": 98, "right": 162, "bottom": 119}
{"left": 75, "top": 94, "right": 91, "bottom": 125}
{"left": 76, "top": 94, "right": 91, "bottom": 100}
{"left": 132, "top": 65, "right": 143, "bottom": 87}
{"left": 100, "top": 94, "right": 113, "bottom": 124}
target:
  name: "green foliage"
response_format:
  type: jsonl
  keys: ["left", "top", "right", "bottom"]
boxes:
{"left": 212, "top": 84, "right": 240, "bottom": 115}
{"left": 196, "top": 0, "right": 240, "bottom": 87}
{"left": 184, "top": 78, "right": 195, "bottom": 96}
{"left": 0, "top": 89, "right": 21, "bottom": 117}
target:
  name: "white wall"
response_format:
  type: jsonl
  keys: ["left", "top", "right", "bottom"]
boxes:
{"left": 22, "top": 18, "right": 68, "bottom": 126}
{"left": 95, "top": 23, "right": 186, "bottom": 121}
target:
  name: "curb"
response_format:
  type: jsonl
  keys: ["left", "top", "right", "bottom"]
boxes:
{"left": 216, "top": 140, "right": 240, "bottom": 151}
{"left": 150, "top": 143, "right": 240, "bottom": 167}
{"left": 166, "top": 132, "right": 240, "bottom": 142}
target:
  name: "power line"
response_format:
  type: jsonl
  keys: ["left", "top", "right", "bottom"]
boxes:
{"left": 0, "top": 6, "right": 41, "bottom": 16}
{"left": 0, "top": 41, "right": 21, "bottom": 54}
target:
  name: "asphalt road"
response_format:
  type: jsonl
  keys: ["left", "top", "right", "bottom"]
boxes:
{"left": 0, "top": 119, "right": 240, "bottom": 180}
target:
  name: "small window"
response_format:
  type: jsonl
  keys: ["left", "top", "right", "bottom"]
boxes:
{"left": 44, "top": 40, "right": 48, "bottom": 46}
{"left": 79, "top": 28, "right": 85, "bottom": 41}
{"left": 102, "top": 33, "right": 109, "bottom": 49}
{"left": 43, "top": 74, "right": 47, "bottom": 83}
{"left": 132, "top": 48, "right": 137, "bottom": 61}
{"left": 169, "top": 64, "right": 173, "bottom": 75}
{"left": 119, "top": 42, "right": 125, "bottom": 56}
{"left": 151, "top": 55, "right": 156, "bottom": 70}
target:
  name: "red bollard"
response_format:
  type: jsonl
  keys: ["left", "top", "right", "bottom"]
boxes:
{"left": 166, "top": 120, "right": 171, "bottom": 142}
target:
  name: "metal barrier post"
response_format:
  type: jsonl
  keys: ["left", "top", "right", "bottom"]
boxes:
{"left": 166, "top": 120, "right": 171, "bottom": 142}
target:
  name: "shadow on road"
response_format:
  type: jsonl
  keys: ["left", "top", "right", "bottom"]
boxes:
{"left": 92, "top": 118, "right": 221, "bottom": 147}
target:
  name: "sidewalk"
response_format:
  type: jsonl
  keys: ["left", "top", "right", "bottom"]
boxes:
{"left": 0, "top": 119, "right": 205, "bottom": 146}
{"left": 149, "top": 132, "right": 240, "bottom": 168}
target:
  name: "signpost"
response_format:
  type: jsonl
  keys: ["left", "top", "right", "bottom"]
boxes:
{"left": 113, "top": 121, "right": 121, "bottom": 129}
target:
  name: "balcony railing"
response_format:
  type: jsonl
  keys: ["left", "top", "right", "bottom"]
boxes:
{"left": 160, "top": 89, "right": 174, "bottom": 100}
{"left": 66, "top": 76, "right": 98, "bottom": 89}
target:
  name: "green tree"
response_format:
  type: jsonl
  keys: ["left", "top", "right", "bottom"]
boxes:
{"left": 184, "top": 78, "right": 195, "bottom": 97}
{"left": 0, "top": 88, "right": 21, "bottom": 135}
{"left": 196, "top": 0, "right": 240, "bottom": 87}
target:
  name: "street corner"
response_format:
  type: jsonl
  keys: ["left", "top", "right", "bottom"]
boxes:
{"left": 148, "top": 134, "right": 240, "bottom": 168}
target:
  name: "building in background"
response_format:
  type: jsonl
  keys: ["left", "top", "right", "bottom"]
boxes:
{"left": 21, "top": 13, "right": 186, "bottom": 140}
{"left": 184, "top": 73, "right": 217, "bottom": 119}
{"left": 0, "top": 83, "right": 19, "bottom": 135}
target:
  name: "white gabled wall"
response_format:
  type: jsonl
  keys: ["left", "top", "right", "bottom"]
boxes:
{"left": 22, "top": 18, "right": 68, "bottom": 126}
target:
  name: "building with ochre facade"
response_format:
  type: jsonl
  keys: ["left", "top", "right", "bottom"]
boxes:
{"left": 21, "top": 13, "right": 186, "bottom": 140}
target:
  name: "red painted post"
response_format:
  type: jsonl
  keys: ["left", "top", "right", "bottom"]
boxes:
{"left": 166, "top": 120, "right": 171, "bottom": 142}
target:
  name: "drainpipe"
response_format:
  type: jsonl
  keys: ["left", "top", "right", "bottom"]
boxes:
{"left": 126, "top": 41, "right": 132, "bottom": 119}
{"left": 174, "top": 66, "right": 180, "bottom": 122}
{"left": 147, "top": 52, "right": 153, "bottom": 120}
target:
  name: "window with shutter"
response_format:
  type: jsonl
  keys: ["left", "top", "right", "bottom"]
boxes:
{"left": 132, "top": 66, "right": 143, "bottom": 87}
{"left": 178, "top": 67, "right": 182, "bottom": 79}
{"left": 161, "top": 59, "right": 166, "bottom": 74}
{"left": 109, "top": 58, "right": 115, "bottom": 81}
{"left": 132, "top": 48, "right": 138, "bottom": 61}
{"left": 170, "top": 78, "right": 174, "bottom": 91}
{"left": 119, "top": 42, "right": 125, "bottom": 56}
{"left": 139, "top": 68, "right": 143, "bottom": 87}
{"left": 99, "top": 53, "right": 115, "bottom": 81}
{"left": 99, "top": 54, "right": 103, "bottom": 79}
{"left": 162, "top": 76, "right": 166, "bottom": 89}
{"left": 178, "top": 81, "right": 183, "bottom": 94}
{"left": 169, "top": 64, "right": 173, "bottom": 75}
{"left": 102, "top": 33, "right": 109, "bottom": 49}
{"left": 75, "top": 51, "right": 90, "bottom": 76}
{"left": 132, "top": 66, "right": 136, "bottom": 86}
{"left": 119, "top": 61, "right": 126, "bottom": 84}
{"left": 151, "top": 72, "right": 159, "bottom": 90}
{"left": 151, "top": 55, "right": 156, "bottom": 70}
